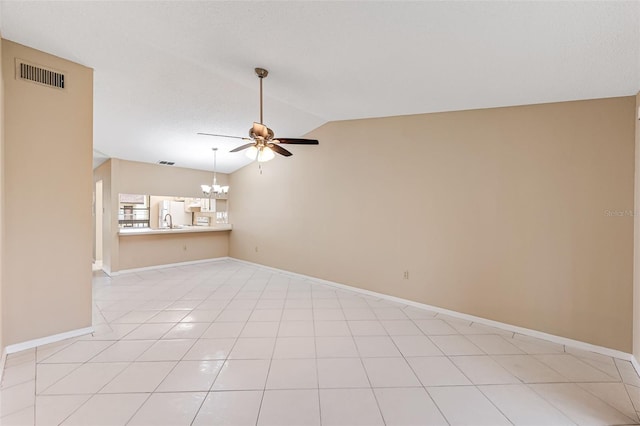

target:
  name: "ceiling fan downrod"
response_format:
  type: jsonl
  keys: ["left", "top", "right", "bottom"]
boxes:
{"left": 255, "top": 67, "right": 268, "bottom": 125}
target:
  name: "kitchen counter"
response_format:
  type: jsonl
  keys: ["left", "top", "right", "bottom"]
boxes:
{"left": 118, "top": 224, "right": 232, "bottom": 236}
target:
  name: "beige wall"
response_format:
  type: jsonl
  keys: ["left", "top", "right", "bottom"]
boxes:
{"left": 0, "top": 35, "right": 5, "bottom": 355}
{"left": 230, "top": 97, "right": 635, "bottom": 352}
{"left": 2, "top": 40, "right": 93, "bottom": 346}
{"left": 119, "top": 231, "right": 229, "bottom": 270}
{"left": 95, "top": 158, "right": 230, "bottom": 273}
{"left": 634, "top": 92, "right": 640, "bottom": 360}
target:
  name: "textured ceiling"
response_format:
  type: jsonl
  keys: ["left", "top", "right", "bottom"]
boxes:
{"left": 1, "top": 1, "right": 639, "bottom": 173}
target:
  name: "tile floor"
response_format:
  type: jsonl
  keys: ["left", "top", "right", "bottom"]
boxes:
{"left": 1, "top": 260, "right": 640, "bottom": 425}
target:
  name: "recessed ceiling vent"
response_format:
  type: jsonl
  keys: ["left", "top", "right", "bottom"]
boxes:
{"left": 16, "top": 59, "right": 65, "bottom": 89}
{"left": 157, "top": 161, "right": 175, "bottom": 166}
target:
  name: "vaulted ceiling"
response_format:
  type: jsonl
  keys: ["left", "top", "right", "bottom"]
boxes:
{"left": 1, "top": 1, "right": 638, "bottom": 173}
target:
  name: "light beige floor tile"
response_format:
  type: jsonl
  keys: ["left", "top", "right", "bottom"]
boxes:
{"left": 258, "top": 389, "right": 320, "bottom": 426}
{"left": 122, "top": 323, "right": 174, "bottom": 340}
{"left": 347, "top": 320, "right": 387, "bottom": 336}
{"left": 266, "top": 359, "right": 318, "bottom": 389}
{"left": 281, "top": 309, "right": 314, "bottom": 321}
{"left": 192, "top": 390, "right": 263, "bottom": 426}
{"left": 430, "top": 335, "right": 485, "bottom": 355}
{"left": 373, "top": 308, "right": 409, "bottom": 320}
{"left": 100, "top": 361, "right": 176, "bottom": 393}
{"left": 272, "top": 337, "right": 316, "bottom": 359}
{"left": 315, "top": 336, "right": 359, "bottom": 358}
{"left": 413, "top": 319, "right": 458, "bottom": 335}
{"left": 1, "top": 380, "right": 35, "bottom": 418}
{"left": 380, "top": 320, "right": 422, "bottom": 336}
{"left": 240, "top": 322, "right": 280, "bottom": 338}
{"left": 493, "top": 354, "right": 568, "bottom": 383}
{"left": 354, "top": 336, "right": 402, "bottom": 358}
{"left": 374, "top": 387, "right": 448, "bottom": 426}
{"left": 201, "top": 322, "right": 245, "bottom": 338}
{"left": 127, "top": 392, "right": 206, "bottom": 426}
{"left": 509, "top": 334, "right": 565, "bottom": 354}
{"left": 615, "top": 359, "right": 640, "bottom": 386}
{"left": 4, "top": 350, "right": 36, "bottom": 369}
{"left": 391, "top": 335, "right": 443, "bottom": 357}
{"left": 627, "top": 384, "right": 640, "bottom": 412}
{"left": 577, "top": 382, "right": 638, "bottom": 422}
{"left": 35, "top": 394, "right": 91, "bottom": 426}
{"left": 137, "top": 339, "right": 196, "bottom": 361}
{"left": 147, "top": 310, "right": 190, "bottom": 323}
{"left": 39, "top": 341, "right": 114, "bottom": 364}
{"left": 1, "top": 361, "right": 35, "bottom": 389}
{"left": 0, "top": 405, "right": 34, "bottom": 426}
{"left": 451, "top": 356, "right": 521, "bottom": 385}
{"left": 228, "top": 337, "right": 275, "bottom": 359}
{"left": 530, "top": 383, "right": 636, "bottom": 425}
{"left": 313, "top": 299, "right": 341, "bottom": 309}
{"left": 216, "top": 309, "right": 252, "bottom": 322}
{"left": 403, "top": 307, "right": 438, "bottom": 320}
{"left": 315, "top": 321, "right": 351, "bottom": 337}
{"left": 248, "top": 309, "right": 282, "bottom": 322}
{"left": 162, "top": 322, "right": 209, "bottom": 339}
{"left": 479, "top": 384, "right": 574, "bottom": 425}
{"left": 112, "top": 310, "right": 158, "bottom": 324}
{"left": 183, "top": 338, "right": 235, "bottom": 360}
{"left": 428, "top": 386, "right": 511, "bottom": 425}
{"left": 363, "top": 357, "right": 422, "bottom": 388}
{"left": 319, "top": 388, "right": 384, "bottom": 426}
{"left": 534, "top": 354, "right": 618, "bottom": 382}
{"left": 42, "top": 362, "right": 128, "bottom": 395}
{"left": 88, "top": 340, "right": 154, "bottom": 362}
{"left": 467, "top": 334, "right": 525, "bottom": 355}
{"left": 317, "top": 358, "right": 370, "bottom": 388}
{"left": 156, "top": 360, "right": 223, "bottom": 392}
{"left": 80, "top": 324, "right": 138, "bottom": 341}
{"left": 36, "top": 341, "right": 76, "bottom": 363}
{"left": 35, "top": 364, "right": 81, "bottom": 394}
{"left": 313, "top": 309, "right": 346, "bottom": 321}
{"left": 342, "top": 308, "right": 377, "bottom": 320}
{"left": 211, "top": 359, "right": 271, "bottom": 391}
{"left": 60, "top": 393, "right": 148, "bottom": 426}
{"left": 407, "top": 356, "right": 471, "bottom": 386}
{"left": 278, "top": 321, "right": 315, "bottom": 337}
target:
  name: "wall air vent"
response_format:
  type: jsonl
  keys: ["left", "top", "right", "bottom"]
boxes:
{"left": 158, "top": 161, "right": 175, "bottom": 166}
{"left": 16, "top": 59, "right": 65, "bottom": 89}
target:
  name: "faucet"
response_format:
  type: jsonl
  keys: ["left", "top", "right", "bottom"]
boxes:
{"left": 163, "top": 213, "right": 173, "bottom": 229}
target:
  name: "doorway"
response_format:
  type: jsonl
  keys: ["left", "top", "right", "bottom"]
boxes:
{"left": 94, "top": 180, "right": 103, "bottom": 271}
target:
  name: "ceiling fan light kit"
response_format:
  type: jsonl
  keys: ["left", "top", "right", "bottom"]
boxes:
{"left": 198, "top": 67, "right": 319, "bottom": 163}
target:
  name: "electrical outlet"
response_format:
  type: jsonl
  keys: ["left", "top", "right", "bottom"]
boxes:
{"left": 255, "top": 246, "right": 259, "bottom": 253}
{"left": 403, "top": 270, "right": 409, "bottom": 280}
{"left": 183, "top": 245, "right": 187, "bottom": 251}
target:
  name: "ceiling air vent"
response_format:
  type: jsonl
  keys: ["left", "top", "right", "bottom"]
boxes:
{"left": 16, "top": 59, "right": 65, "bottom": 89}
{"left": 157, "top": 161, "right": 175, "bottom": 166}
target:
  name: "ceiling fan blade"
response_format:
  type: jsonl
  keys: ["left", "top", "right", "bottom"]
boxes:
{"left": 252, "top": 122, "right": 269, "bottom": 138}
{"left": 230, "top": 142, "right": 256, "bottom": 153}
{"left": 197, "top": 132, "right": 251, "bottom": 141}
{"left": 276, "top": 138, "right": 319, "bottom": 145}
{"left": 268, "top": 143, "right": 293, "bottom": 157}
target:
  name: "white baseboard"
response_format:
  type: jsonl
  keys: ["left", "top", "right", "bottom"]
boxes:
{"left": 110, "top": 257, "right": 231, "bottom": 276}
{"left": 4, "top": 326, "right": 94, "bottom": 355}
{"left": 631, "top": 355, "right": 640, "bottom": 377}
{"left": 0, "top": 347, "right": 7, "bottom": 384}
{"left": 230, "top": 258, "right": 633, "bottom": 362}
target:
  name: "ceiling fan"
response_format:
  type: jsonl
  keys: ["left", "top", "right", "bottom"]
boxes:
{"left": 198, "top": 67, "right": 319, "bottom": 162}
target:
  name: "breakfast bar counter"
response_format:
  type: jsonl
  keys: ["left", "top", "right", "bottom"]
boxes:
{"left": 116, "top": 225, "right": 231, "bottom": 271}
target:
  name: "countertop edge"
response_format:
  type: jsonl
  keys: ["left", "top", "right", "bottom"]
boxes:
{"left": 119, "top": 225, "right": 232, "bottom": 236}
